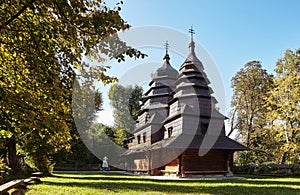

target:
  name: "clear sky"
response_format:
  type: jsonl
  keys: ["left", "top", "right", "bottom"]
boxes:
{"left": 96, "top": 0, "right": 300, "bottom": 129}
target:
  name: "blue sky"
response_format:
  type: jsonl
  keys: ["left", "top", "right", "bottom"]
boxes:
{"left": 97, "top": 0, "right": 300, "bottom": 128}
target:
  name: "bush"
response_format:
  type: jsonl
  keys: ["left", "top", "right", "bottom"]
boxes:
{"left": 234, "top": 164, "right": 257, "bottom": 174}
{"left": 291, "top": 165, "right": 300, "bottom": 176}
{"left": 234, "top": 164, "right": 300, "bottom": 176}
{"left": 0, "top": 158, "right": 11, "bottom": 183}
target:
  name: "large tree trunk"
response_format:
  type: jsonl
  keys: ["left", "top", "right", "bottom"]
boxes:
{"left": 281, "top": 152, "right": 287, "bottom": 164}
{"left": 7, "top": 138, "right": 20, "bottom": 173}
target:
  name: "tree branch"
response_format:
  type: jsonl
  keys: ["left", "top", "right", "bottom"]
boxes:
{"left": 53, "top": 0, "right": 97, "bottom": 36}
{"left": 0, "top": 0, "right": 36, "bottom": 30}
{"left": 227, "top": 108, "right": 237, "bottom": 137}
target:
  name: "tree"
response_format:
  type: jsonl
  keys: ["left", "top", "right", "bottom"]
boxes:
{"left": 0, "top": 56, "right": 73, "bottom": 172}
{"left": 230, "top": 61, "right": 274, "bottom": 164}
{"left": 267, "top": 48, "right": 300, "bottom": 164}
{"left": 53, "top": 87, "right": 104, "bottom": 169}
{"left": 108, "top": 84, "right": 143, "bottom": 146}
{"left": 0, "top": 0, "right": 145, "bottom": 173}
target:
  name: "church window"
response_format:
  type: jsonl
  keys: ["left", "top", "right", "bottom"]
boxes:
{"left": 168, "top": 127, "right": 173, "bottom": 138}
{"left": 137, "top": 135, "right": 141, "bottom": 144}
{"left": 145, "top": 113, "right": 150, "bottom": 123}
{"left": 177, "top": 102, "right": 181, "bottom": 111}
{"left": 143, "top": 133, "right": 146, "bottom": 143}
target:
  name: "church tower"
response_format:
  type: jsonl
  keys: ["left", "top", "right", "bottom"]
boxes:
{"left": 127, "top": 41, "right": 178, "bottom": 149}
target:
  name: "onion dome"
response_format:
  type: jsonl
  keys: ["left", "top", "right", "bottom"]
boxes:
{"left": 153, "top": 41, "right": 178, "bottom": 79}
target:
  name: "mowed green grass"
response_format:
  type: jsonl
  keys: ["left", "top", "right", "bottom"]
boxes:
{"left": 25, "top": 172, "right": 300, "bottom": 195}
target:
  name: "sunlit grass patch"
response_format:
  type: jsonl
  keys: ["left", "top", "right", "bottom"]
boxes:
{"left": 25, "top": 172, "right": 300, "bottom": 195}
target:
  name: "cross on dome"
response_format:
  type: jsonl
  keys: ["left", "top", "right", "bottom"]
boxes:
{"left": 164, "top": 40, "right": 170, "bottom": 54}
{"left": 188, "top": 26, "right": 195, "bottom": 41}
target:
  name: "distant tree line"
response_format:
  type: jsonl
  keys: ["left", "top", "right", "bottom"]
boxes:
{"left": 53, "top": 84, "right": 142, "bottom": 169}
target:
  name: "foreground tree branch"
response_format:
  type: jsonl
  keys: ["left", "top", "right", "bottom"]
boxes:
{"left": 0, "top": 0, "right": 36, "bottom": 30}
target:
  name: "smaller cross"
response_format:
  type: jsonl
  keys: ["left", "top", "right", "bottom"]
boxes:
{"left": 189, "top": 26, "right": 195, "bottom": 40}
{"left": 164, "top": 40, "right": 170, "bottom": 54}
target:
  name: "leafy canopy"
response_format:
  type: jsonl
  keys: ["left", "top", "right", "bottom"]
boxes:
{"left": 267, "top": 48, "right": 300, "bottom": 164}
{"left": 0, "top": 0, "right": 145, "bottom": 171}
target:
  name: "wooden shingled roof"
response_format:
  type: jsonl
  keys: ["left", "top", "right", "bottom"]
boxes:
{"left": 122, "top": 134, "right": 247, "bottom": 156}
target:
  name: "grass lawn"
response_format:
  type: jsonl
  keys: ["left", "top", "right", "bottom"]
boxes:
{"left": 24, "top": 172, "right": 300, "bottom": 195}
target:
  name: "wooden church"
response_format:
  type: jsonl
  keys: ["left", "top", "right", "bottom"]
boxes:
{"left": 122, "top": 28, "right": 247, "bottom": 177}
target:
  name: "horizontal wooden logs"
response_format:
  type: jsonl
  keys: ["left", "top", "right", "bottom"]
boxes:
{"left": 0, "top": 179, "right": 24, "bottom": 194}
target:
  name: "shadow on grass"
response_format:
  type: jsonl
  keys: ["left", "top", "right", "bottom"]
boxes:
{"left": 44, "top": 173, "right": 300, "bottom": 194}
{"left": 50, "top": 173, "right": 300, "bottom": 186}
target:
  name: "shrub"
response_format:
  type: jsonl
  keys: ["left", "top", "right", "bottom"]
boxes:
{"left": 291, "top": 165, "right": 300, "bottom": 176}
{"left": 0, "top": 158, "right": 11, "bottom": 183}
{"left": 234, "top": 164, "right": 256, "bottom": 174}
